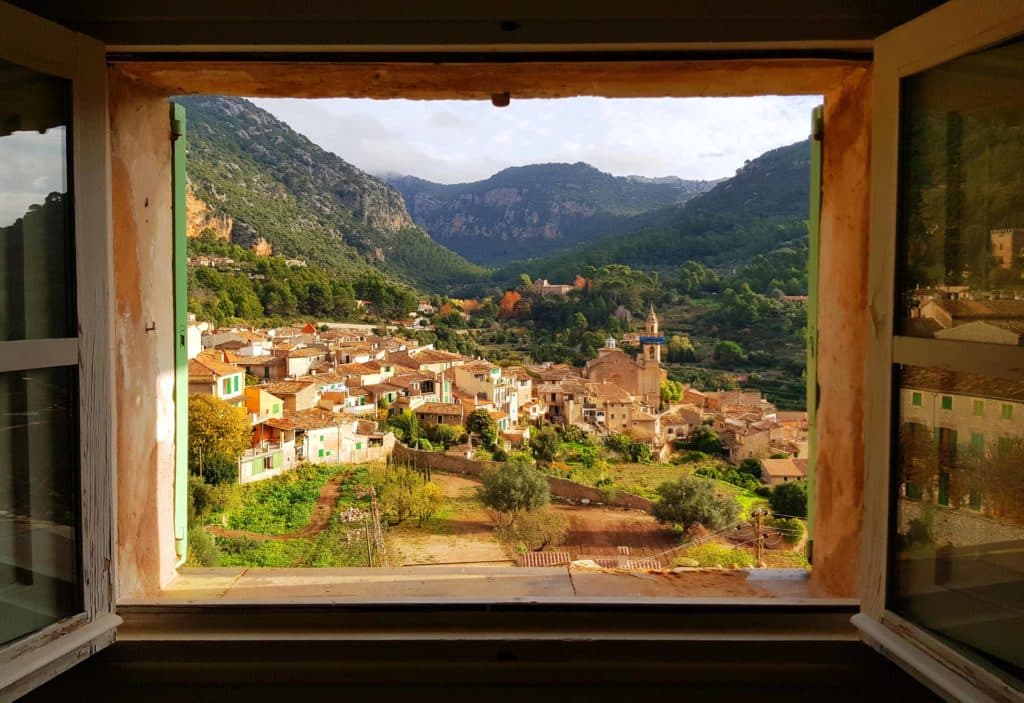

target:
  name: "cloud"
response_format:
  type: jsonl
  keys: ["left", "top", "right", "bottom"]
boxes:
{"left": 249, "top": 95, "right": 821, "bottom": 184}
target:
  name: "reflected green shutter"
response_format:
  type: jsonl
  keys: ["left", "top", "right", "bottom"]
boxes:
{"left": 172, "top": 102, "right": 188, "bottom": 565}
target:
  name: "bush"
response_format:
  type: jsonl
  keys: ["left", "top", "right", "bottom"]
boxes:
{"left": 678, "top": 450, "right": 708, "bottom": 464}
{"left": 766, "top": 516, "right": 806, "bottom": 545}
{"left": 652, "top": 476, "right": 741, "bottom": 531}
{"left": 754, "top": 485, "right": 773, "bottom": 498}
{"left": 598, "top": 485, "right": 620, "bottom": 503}
{"left": 189, "top": 475, "right": 214, "bottom": 522}
{"left": 686, "top": 426, "right": 723, "bottom": 455}
{"left": 695, "top": 466, "right": 723, "bottom": 480}
{"left": 185, "top": 526, "right": 221, "bottom": 567}
{"left": 769, "top": 480, "right": 808, "bottom": 518}
{"left": 676, "top": 542, "right": 755, "bottom": 568}
{"left": 558, "top": 425, "right": 590, "bottom": 445}
{"left": 493, "top": 507, "right": 569, "bottom": 551}
{"left": 604, "top": 433, "right": 633, "bottom": 454}
{"left": 479, "top": 453, "right": 550, "bottom": 512}
{"left": 721, "top": 469, "right": 760, "bottom": 491}
{"left": 428, "top": 423, "right": 467, "bottom": 449}
{"left": 738, "top": 458, "right": 764, "bottom": 480}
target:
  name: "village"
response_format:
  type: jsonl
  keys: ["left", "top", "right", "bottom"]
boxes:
{"left": 188, "top": 306, "right": 810, "bottom": 488}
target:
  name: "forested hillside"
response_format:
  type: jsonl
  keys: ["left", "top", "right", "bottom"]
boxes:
{"left": 388, "top": 163, "right": 716, "bottom": 264}
{"left": 176, "top": 96, "right": 486, "bottom": 291}
{"left": 493, "top": 140, "right": 811, "bottom": 283}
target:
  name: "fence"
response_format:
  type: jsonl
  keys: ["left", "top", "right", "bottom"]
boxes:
{"left": 392, "top": 443, "right": 655, "bottom": 513}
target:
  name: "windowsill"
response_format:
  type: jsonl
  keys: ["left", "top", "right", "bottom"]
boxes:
{"left": 121, "top": 566, "right": 843, "bottom": 606}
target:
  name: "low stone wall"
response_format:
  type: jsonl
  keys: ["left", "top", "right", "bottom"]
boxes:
{"left": 898, "top": 498, "right": 1024, "bottom": 547}
{"left": 392, "top": 444, "right": 655, "bottom": 513}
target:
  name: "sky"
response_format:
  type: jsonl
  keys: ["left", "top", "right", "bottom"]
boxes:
{"left": 0, "top": 127, "right": 66, "bottom": 227}
{"left": 250, "top": 95, "right": 821, "bottom": 185}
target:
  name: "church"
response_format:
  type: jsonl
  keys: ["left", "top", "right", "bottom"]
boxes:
{"left": 584, "top": 306, "right": 667, "bottom": 409}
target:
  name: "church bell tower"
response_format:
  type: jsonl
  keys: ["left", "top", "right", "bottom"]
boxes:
{"left": 642, "top": 305, "right": 661, "bottom": 363}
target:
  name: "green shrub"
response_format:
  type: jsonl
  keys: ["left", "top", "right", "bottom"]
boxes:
{"left": 738, "top": 458, "right": 764, "bottom": 479}
{"left": 769, "top": 480, "right": 808, "bottom": 518}
{"left": 678, "top": 450, "right": 708, "bottom": 464}
{"left": 185, "top": 526, "right": 222, "bottom": 567}
{"left": 598, "top": 485, "right": 620, "bottom": 503}
{"left": 202, "top": 451, "right": 239, "bottom": 485}
{"left": 766, "top": 516, "right": 806, "bottom": 545}
{"left": 754, "top": 485, "right": 773, "bottom": 498}
{"left": 695, "top": 466, "right": 723, "bottom": 480}
{"left": 676, "top": 542, "right": 755, "bottom": 568}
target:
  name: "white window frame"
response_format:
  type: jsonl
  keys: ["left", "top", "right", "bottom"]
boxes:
{"left": 858, "top": 1, "right": 1024, "bottom": 701}
{"left": 0, "top": 2, "right": 119, "bottom": 698}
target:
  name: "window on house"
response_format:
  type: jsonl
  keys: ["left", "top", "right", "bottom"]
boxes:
{"left": 941, "top": 395, "right": 952, "bottom": 410}
{"left": 973, "top": 400, "right": 984, "bottom": 417}
{"left": 912, "top": 392, "right": 922, "bottom": 406}
{"left": 1002, "top": 403, "right": 1014, "bottom": 420}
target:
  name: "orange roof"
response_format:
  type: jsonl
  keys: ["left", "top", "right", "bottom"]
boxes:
{"left": 189, "top": 351, "right": 241, "bottom": 379}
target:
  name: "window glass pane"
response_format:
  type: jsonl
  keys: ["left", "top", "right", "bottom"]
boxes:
{"left": 0, "top": 59, "right": 75, "bottom": 340}
{"left": 0, "top": 366, "right": 80, "bottom": 644}
{"left": 893, "top": 365, "right": 1024, "bottom": 682}
{"left": 898, "top": 39, "right": 1024, "bottom": 345}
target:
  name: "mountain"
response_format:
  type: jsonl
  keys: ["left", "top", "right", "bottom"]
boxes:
{"left": 494, "top": 140, "right": 812, "bottom": 282}
{"left": 386, "top": 163, "right": 716, "bottom": 265}
{"left": 175, "top": 96, "right": 486, "bottom": 291}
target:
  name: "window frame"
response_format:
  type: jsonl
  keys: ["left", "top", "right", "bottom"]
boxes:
{"left": 0, "top": 2, "right": 119, "bottom": 698}
{"left": 858, "top": 1, "right": 1024, "bottom": 700}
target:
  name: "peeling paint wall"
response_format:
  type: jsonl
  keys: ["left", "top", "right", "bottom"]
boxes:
{"left": 110, "top": 68, "right": 177, "bottom": 598}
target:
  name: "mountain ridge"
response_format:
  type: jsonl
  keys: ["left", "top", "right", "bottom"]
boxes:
{"left": 175, "top": 95, "right": 486, "bottom": 291}
{"left": 386, "top": 161, "right": 717, "bottom": 265}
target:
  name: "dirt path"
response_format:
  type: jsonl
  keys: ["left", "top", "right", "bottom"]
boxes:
{"left": 205, "top": 472, "right": 350, "bottom": 542}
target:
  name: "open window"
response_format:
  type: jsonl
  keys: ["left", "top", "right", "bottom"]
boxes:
{"left": 0, "top": 2, "right": 117, "bottom": 698}
{"left": 857, "top": 1, "right": 1024, "bottom": 700}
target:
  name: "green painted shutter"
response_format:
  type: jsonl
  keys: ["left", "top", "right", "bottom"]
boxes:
{"left": 171, "top": 102, "right": 188, "bottom": 565}
{"left": 805, "top": 105, "right": 823, "bottom": 564}
{"left": 273, "top": 451, "right": 283, "bottom": 469}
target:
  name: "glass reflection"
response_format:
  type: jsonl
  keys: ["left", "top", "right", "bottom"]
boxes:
{"left": 893, "top": 366, "right": 1024, "bottom": 682}
{"left": 0, "top": 58, "right": 74, "bottom": 340}
{"left": 0, "top": 367, "right": 80, "bottom": 645}
{"left": 899, "top": 39, "right": 1024, "bottom": 345}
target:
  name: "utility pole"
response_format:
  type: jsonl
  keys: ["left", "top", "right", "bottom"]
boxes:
{"left": 753, "top": 508, "right": 766, "bottom": 567}
{"left": 363, "top": 513, "right": 373, "bottom": 567}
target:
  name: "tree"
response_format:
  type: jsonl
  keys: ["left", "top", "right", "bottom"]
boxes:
{"left": 713, "top": 340, "right": 745, "bottom": 366}
{"left": 388, "top": 410, "right": 420, "bottom": 443}
{"left": 375, "top": 466, "right": 443, "bottom": 526}
{"left": 660, "top": 379, "right": 684, "bottom": 405}
{"left": 769, "top": 480, "right": 808, "bottom": 518}
{"left": 738, "top": 457, "right": 764, "bottom": 481}
{"left": 429, "top": 423, "right": 467, "bottom": 449}
{"left": 529, "top": 426, "right": 561, "bottom": 463}
{"left": 653, "top": 476, "right": 741, "bottom": 531}
{"left": 479, "top": 452, "right": 550, "bottom": 512}
{"left": 493, "top": 508, "right": 569, "bottom": 552}
{"left": 666, "top": 335, "right": 696, "bottom": 362}
{"left": 466, "top": 408, "right": 498, "bottom": 449}
{"left": 188, "top": 394, "right": 251, "bottom": 482}
{"left": 686, "top": 425, "right": 723, "bottom": 455}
